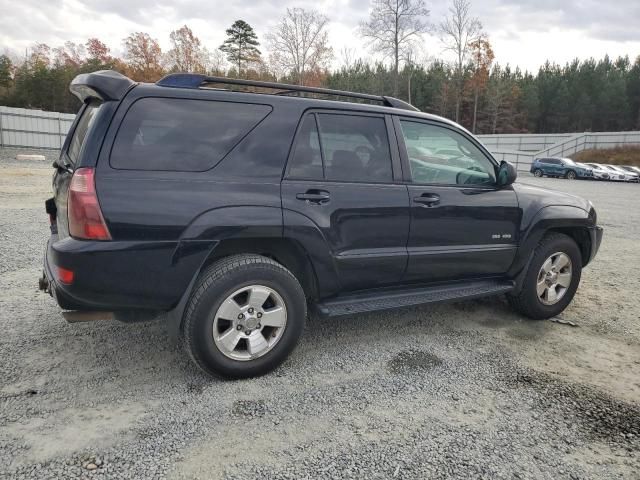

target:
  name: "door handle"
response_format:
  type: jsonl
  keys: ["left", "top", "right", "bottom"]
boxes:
{"left": 296, "top": 190, "right": 330, "bottom": 204}
{"left": 413, "top": 193, "right": 440, "bottom": 207}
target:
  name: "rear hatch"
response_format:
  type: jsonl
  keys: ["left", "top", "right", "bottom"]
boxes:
{"left": 52, "top": 100, "right": 102, "bottom": 238}
{"left": 49, "top": 70, "right": 135, "bottom": 239}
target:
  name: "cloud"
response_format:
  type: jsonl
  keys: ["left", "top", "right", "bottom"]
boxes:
{"left": 0, "top": 0, "right": 638, "bottom": 72}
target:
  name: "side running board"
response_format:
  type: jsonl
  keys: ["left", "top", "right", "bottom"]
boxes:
{"left": 314, "top": 279, "right": 515, "bottom": 317}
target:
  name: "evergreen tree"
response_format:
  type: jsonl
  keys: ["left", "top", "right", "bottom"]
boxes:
{"left": 219, "top": 20, "right": 261, "bottom": 77}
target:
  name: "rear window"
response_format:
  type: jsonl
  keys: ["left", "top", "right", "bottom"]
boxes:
{"left": 67, "top": 101, "right": 102, "bottom": 165}
{"left": 110, "top": 98, "right": 271, "bottom": 171}
{"left": 286, "top": 112, "right": 392, "bottom": 183}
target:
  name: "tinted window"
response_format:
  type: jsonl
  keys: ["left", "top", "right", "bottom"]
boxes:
{"left": 287, "top": 115, "right": 323, "bottom": 179}
{"left": 111, "top": 98, "right": 271, "bottom": 171}
{"left": 68, "top": 101, "right": 101, "bottom": 165}
{"left": 400, "top": 120, "right": 496, "bottom": 185}
{"left": 317, "top": 114, "right": 392, "bottom": 182}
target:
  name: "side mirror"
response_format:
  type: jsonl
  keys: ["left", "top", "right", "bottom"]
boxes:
{"left": 498, "top": 161, "right": 517, "bottom": 187}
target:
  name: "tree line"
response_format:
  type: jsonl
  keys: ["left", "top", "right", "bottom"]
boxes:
{"left": 0, "top": 0, "right": 639, "bottom": 134}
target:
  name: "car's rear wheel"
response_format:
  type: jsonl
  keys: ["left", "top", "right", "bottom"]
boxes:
{"left": 533, "top": 169, "right": 543, "bottom": 177}
{"left": 182, "top": 254, "right": 306, "bottom": 379}
{"left": 565, "top": 170, "right": 577, "bottom": 180}
{"left": 507, "top": 233, "right": 582, "bottom": 320}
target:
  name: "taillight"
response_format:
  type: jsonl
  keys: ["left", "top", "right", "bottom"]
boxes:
{"left": 68, "top": 167, "right": 112, "bottom": 240}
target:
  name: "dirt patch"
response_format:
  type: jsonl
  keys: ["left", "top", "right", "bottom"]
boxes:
{"left": 388, "top": 350, "right": 443, "bottom": 374}
{"left": 232, "top": 399, "right": 266, "bottom": 418}
{"left": 507, "top": 369, "right": 640, "bottom": 444}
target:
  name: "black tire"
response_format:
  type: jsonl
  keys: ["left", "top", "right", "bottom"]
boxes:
{"left": 507, "top": 233, "right": 582, "bottom": 320}
{"left": 533, "top": 169, "right": 543, "bottom": 177}
{"left": 182, "top": 254, "right": 306, "bottom": 379}
{"left": 565, "top": 170, "right": 577, "bottom": 180}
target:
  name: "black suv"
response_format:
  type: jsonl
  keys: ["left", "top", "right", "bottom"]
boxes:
{"left": 40, "top": 71, "right": 603, "bottom": 378}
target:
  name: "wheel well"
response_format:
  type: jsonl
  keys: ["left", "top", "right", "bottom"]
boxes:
{"left": 547, "top": 227, "right": 591, "bottom": 265}
{"left": 201, "top": 238, "right": 319, "bottom": 299}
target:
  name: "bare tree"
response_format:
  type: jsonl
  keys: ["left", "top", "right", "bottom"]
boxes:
{"left": 266, "top": 8, "right": 333, "bottom": 85}
{"left": 167, "top": 25, "right": 207, "bottom": 73}
{"left": 359, "top": 0, "right": 430, "bottom": 97}
{"left": 439, "top": 0, "right": 482, "bottom": 122}
{"left": 123, "top": 33, "right": 164, "bottom": 82}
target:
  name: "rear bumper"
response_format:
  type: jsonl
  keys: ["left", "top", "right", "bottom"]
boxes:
{"left": 42, "top": 234, "right": 214, "bottom": 311}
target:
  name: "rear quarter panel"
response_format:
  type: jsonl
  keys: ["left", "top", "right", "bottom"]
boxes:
{"left": 90, "top": 86, "right": 303, "bottom": 309}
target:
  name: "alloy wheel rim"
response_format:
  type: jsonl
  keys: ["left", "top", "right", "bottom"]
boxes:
{"left": 536, "top": 252, "right": 572, "bottom": 305}
{"left": 212, "top": 285, "right": 287, "bottom": 361}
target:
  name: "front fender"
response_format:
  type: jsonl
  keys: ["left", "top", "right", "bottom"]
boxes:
{"left": 508, "top": 205, "right": 591, "bottom": 287}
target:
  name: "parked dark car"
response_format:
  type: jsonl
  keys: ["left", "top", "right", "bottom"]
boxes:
{"left": 40, "top": 71, "right": 603, "bottom": 378}
{"left": 530, "top": 157, "right": 593, "bottom": 180}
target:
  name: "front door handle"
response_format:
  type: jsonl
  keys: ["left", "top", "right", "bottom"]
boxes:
{"left": 296, "top": 190, "right": 330, "bottom": 205}
{"left": 413, "top": 193, "right": 440, "bottom": 207}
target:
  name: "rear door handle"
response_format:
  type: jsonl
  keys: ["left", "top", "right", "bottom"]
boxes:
{"left": 413, "top": 193, "right": 440, "bottom": 207}
{"left": 296, "top": 190, "right": 330, "bottom": 205}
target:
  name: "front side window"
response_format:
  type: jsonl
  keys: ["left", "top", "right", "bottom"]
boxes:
{"left": 111, "top": 98, "right": 271, "bottom": 171}
{"left": 288, "top": 113, "right": 393, "bottom": 183}
{"left": 400, "top": 120, "right": 496, "bottom": 185}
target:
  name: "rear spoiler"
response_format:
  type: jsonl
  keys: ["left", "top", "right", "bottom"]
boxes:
{"left": 70, "top": 70, "right": 135, "bottom": 102}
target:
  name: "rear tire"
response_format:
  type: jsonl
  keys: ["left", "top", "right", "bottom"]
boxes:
{"left": 507, "top": 233, "right": 582, "bottom": 320}
{"left": 182, "top": 254, "right": 306, "bottom": 379}
{"left": 533, "top": 169, "right": 543, "bottom": 177}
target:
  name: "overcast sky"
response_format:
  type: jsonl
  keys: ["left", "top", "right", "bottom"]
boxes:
{"left": 1, "top": 0, "right": 639, "bottom": 72}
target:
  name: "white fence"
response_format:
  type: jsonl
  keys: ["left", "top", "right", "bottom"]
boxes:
{"left": 0, "top": 106, "right": 75, "bottom": 149}
{"left": 488, "top": 131, "right": 640, "bottom": 171}
{"left": 1, "top": 106, "right": 639, "bottom": 172}
{"left": 477, "top": 133, "right": 574, "bottom": 153}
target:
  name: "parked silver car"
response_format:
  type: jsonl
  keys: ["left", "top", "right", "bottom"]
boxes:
{"left": 606, "top": 165, "right": 639, "bottom": 182}
{"left": 584, "top": 163, "right": 612, "bottom": 180}
{"left": 620, "top": 165, "right": 640, "bottom": 180}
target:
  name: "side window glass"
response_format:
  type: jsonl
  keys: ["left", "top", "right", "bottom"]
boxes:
{"left": 317, "top": 114, "right": 392, "bottom": 183}
{"left": 110, "top": 98, "right": 271, "bottom": 171}
{"left": 287, "top": 115, "right": 323, "bottom": 179}
{"left": 399, "top": 120, "right": 496, "bottom": 186}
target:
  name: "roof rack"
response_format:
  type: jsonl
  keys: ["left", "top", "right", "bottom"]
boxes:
{"left": 156, "top": 73, "right": 419, "bottom": 112}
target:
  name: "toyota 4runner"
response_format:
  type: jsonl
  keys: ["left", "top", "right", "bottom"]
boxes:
{"left": 40, "top": 71, "right": 603, "bottom": 378}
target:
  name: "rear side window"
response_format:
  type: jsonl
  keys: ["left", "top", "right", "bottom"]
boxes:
{"left": 287, "top": 113, "right": 393, "bottom": 183}
{"left": 110, "top": 98, "right": 271, "bottom": 171}
{"left": 67, "top": 101, "right": 102, "bottom": 165}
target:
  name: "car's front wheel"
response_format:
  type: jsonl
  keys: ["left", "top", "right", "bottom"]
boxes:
{"left": 507, "top": 233, "right": 582, "bottom": 319}
{"left": 533, "top": 169, "right": 543, "bottom": 177}
{"left": 565, "top": 170, "right": 577, "bottom": 180}
{"left": 182, "top": 254, "right": 306, "bottom": 379}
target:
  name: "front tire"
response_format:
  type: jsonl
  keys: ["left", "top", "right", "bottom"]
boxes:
{"left": 182, "top": 254, "right": 306, "bottom": 379}
{"left": 533, "top": 169, "right": 543, "bottom": 177}
{"left": 508, "top": 233, "right": 582, "bottom": 320}
{"left": 565, "top": 170, "right": 577, "bottom": 180}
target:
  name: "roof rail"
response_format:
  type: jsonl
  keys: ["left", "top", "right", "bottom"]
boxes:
{"left": 156, "top": 73, "right": 420, "bottom": 112}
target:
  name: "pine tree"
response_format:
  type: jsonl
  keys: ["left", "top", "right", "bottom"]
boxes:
{"left": 219, "top": 20, "right": 261, "bottom": 77}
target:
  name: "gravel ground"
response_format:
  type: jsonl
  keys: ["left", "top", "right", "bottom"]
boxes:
{"left": 0, "top": 149, "right": 639, "bottom": 480}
